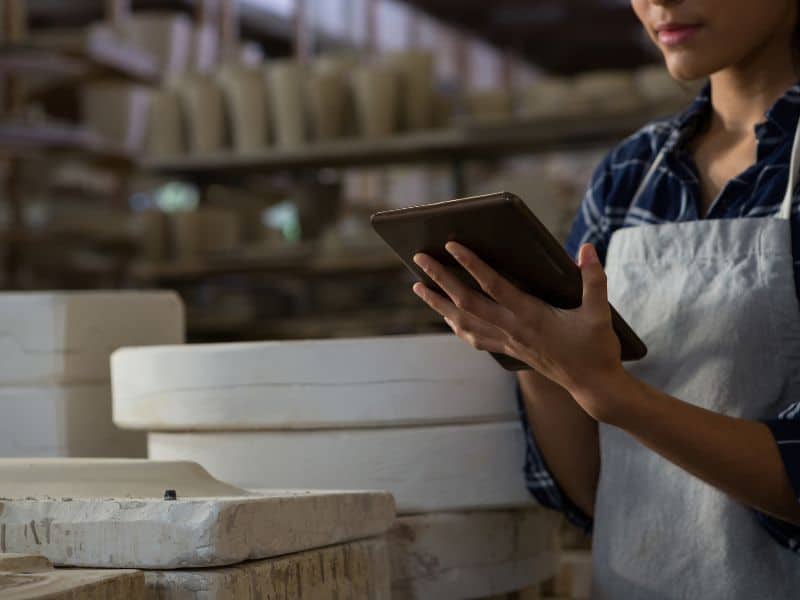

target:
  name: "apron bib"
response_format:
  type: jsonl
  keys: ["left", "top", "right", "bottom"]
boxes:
{"left": 591, "top": 123, "right": 800, "bottom": 599}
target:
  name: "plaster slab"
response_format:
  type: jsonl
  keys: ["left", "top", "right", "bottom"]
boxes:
{"left": 143, "top": 537, "right": 390, "bottom": 600}
{"left": 0, "top": 292, "right": 184, "bottom": 385}
{"left": 0, "top": 385, "right": 145, "bottom": 458}
{"left": 148, "top": 422, "right": 533, "bottom": 513}
{"left": 111, "top": 334, "right": 516, "bottom": 431}
{"left": 388, "top": 510, "right": 559, "bottom": 599}
{"left": 0, "top": 459, "right": 395, "bottom": 569}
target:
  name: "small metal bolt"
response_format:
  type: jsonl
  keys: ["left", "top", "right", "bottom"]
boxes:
{"left": 163, "top": 489, "right": 177, "bottom": 501}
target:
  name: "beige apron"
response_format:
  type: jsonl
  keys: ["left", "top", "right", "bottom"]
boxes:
{"left": 592, "top": 123, "right": 800, "bottom": 599}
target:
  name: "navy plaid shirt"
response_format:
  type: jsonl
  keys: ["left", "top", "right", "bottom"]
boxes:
{"left": 521, "top": 82, "right": 800, "bottom": 551}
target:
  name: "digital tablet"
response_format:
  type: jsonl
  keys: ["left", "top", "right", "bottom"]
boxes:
{"left": 371, "top": 191, "right": 647, "bottom": 371}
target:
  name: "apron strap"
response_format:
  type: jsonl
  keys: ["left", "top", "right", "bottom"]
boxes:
{"left": 632, "top": 115, "right": 800, "bottom": 219}
{"left": 631, "top": 147, "right": 668, "bottom": 207}
{"left": 778, "top": 121, "right": 800, "bottom": 220}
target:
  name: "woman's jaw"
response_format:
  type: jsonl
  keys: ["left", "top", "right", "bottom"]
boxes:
{"left": 630, "top": 0, "right": 798, "bottom": 83}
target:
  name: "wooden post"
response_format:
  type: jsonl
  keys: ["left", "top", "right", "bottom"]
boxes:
{"left": 219, "top": 0, "right": 240, "bottom": 61}
{"left": 4, "top": 0, "right": 27, "bottom": 43}
{"left": 502, "top": 48, "right": 515, "bottom": 93}
{"left": 196, "top": 0, "right": 219, "bottom": 26}
{"left": 293, "top": 0, "right": 310, "bottom": 63}
{"left": 408, "top": 6, "right": 420, "bottom": 49}
{"left": 105, "top": 0, "right": 131, "bottom": 31}
{"left": 455, "top": 29, "right": 471, "bottom": 92}
{"left": 365, "top": 0, "right": 377, "bottom": 58}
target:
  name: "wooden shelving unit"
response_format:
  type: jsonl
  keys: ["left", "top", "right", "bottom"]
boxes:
{"left": 129, "top": 250, "right": 404, "bottom": 283}
{"left": 143, "top": 101, "right": 683, "bottom": 179}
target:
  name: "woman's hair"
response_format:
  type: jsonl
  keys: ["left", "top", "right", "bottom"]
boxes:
{"left": 795, "top": 1, "right": 800, "bottom": 70}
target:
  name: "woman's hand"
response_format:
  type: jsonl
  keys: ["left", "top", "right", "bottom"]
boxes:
{"left": 412, "top": 241, "right": 627, "bottom": 422}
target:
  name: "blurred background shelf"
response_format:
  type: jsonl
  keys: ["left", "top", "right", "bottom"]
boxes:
{"left": 143, "top": 102, "right": 682, "bottom": 179}
{"left": 1, "top": 0, "right": 697, "bottom": 345}
{"left": 0, "top": 38, "right": 158, "bottom": 81}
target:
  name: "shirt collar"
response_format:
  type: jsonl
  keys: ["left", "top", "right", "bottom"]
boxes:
{"left": 668, "top": 80, "right": 800, "bottom": 151}
{"left": 762, "top": 81, "right": 800, "bottom": 137}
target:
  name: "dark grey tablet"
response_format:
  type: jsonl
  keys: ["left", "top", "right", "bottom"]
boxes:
{"left": 371, "top": 191, "right": 647, "bottom": 371}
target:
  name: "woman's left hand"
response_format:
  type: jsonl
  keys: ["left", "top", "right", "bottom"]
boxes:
{"left": 412, "top": 241, "right": 627, "bottom": 422}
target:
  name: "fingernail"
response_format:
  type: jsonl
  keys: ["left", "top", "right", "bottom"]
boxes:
{"left": 582, "top": 244, "right": 599, "bottom": 265}
{"left": 445, "top": 242, "right": 461, "bottom": 257}
{"left": 413, "top": 254, "right": 428, "bottom": 269}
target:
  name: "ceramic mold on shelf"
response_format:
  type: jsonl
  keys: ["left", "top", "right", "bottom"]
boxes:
{"left": 307, "top": 59, "right": 351, "bottom": 141}
{"left": 216, "top": 63, "right": 269, "bottom": 153}
{"left": 112, "top": 334, "right": 517, "bottom": 431}
{"left": 171, "top": 73, "right": 226, "bottom": 154}
{"left": 389, "top": 509, "right": 560, "bottom": 599}
{"left": 119, "top": 12, "right": 193, "bottom": 77}
{"left": 146, "top": 89, "right": 184, "bottom": 158}
{"left": 0, "top": 291, "right": 184, "bottom": 385}
{"left": 387, "top": 50, "right": 435, "bottom": 131}
{"left": 266, "top": 60, "right": 307, "bottom": 147}
{"left": 0, "top": 459, "right": 395, "bottom": 569}
{"left": 352, "top": 64, "right": 399, "bottom": 138}
{"left": 148, "top": 421, "right": 533, "bottom": 514}
{"left": 81, "top": 81, "right": 153, "bottom": 153}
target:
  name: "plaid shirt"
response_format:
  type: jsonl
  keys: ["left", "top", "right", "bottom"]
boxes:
{"left": 521, "top": 82, "right": 800, "bottom": 551}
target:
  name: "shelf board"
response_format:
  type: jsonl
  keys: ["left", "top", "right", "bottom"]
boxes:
{"left": 129, "top": 250, "right": 404, "bottom": 282}
{"left": 0, "top": 122, "right": 136, "bottom": 165}
{"left": 0, "top": 46, "right": 89, "bottom": 77}
{"left": 1, "top": 31, "right": 158, "bottom": 82}
{"left": 142, "top": 101, "right": 685, "bottom": 178}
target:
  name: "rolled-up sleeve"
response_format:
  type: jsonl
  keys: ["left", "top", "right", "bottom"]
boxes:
{"left": 757, "top": 405, "right": 800, "bottom": 552}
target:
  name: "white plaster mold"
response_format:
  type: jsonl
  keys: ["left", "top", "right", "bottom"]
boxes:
{"left": 0, "top": 459, "right": 395, "bottom": 569}
{"left": 388, "top": 510, "right": 560, "bottom": 599}
{"left": 0, "top": 292, "right": 184, "bottom": 385}
{"left": 0, "top": 385, "right": 145, "bottom": 458}
{"left": 147, "top": 422, "right": 533, "bottom": 513}
{"left": 112, "top": 334, "right": 516, "bottom": 430}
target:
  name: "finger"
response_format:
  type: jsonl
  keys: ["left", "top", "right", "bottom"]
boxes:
{"left": 444, "top": 242, "right": 529, "bottom": 313}
{"left": 413, "top": 253, "right": 514, "bottom": 329}
{"left": 577, "top": 244, "right": 611, "bottom": 319}
{"left": 443, "top": 313, "right": 512, "bottom": 355}
{"left": 413, "top": 283, "right": 508, "bottom": 348}
{"left": 411, "top": 281, "right": 459, "bottom": 321}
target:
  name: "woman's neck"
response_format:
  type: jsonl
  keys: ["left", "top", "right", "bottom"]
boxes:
{"left": 709, "top": 37, "right": 797, "bottom": 136}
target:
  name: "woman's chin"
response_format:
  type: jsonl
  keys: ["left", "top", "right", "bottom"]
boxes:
{"left": 662, "top": 56, "right": 714, "bottom": 83}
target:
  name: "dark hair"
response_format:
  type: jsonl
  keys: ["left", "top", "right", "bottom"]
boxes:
{"left": 794, "top": 2, "right": 800, "bottom": 69}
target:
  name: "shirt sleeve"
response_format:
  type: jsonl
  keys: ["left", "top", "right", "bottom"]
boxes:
{"left": 515, "top": 154, "right": 623, "bottom": 533}
{"left": 756, "top": 407, "right": 800, "bottom": 553}
{"left": 517, "top": 382, "right": 594, "bottom": 533}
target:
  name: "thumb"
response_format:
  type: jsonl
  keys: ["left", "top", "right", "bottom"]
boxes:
{"left": 578, "top": 244, "right": 609, "bottom": 315}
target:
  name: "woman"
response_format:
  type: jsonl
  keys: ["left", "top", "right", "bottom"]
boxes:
{"left": 411, "top": 1, "right": 800, "bottom": 598}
